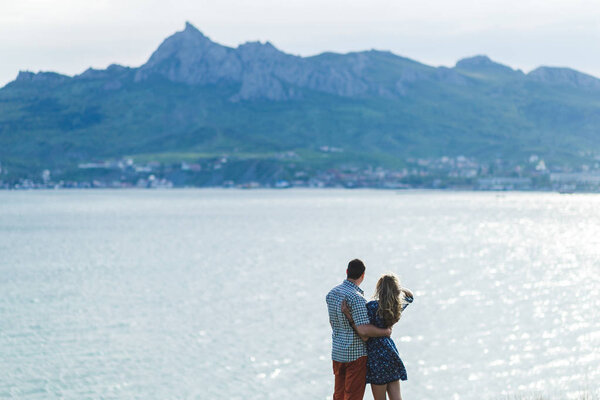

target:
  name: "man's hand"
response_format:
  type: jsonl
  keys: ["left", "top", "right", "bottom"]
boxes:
{"left": 356, "top": 324, "right": 392, "bottom": 339}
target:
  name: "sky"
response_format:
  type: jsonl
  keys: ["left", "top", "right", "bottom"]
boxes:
{"left": 1, "top": 0, "right": 599, "bottom": 87}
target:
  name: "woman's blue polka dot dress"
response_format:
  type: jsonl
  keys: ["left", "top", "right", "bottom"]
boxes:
{"left": 365, "top": 298, "right": 412, "bottom": 385}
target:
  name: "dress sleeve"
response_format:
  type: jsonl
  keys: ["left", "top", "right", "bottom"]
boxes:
{"left": 401, "top": 295, "right": 413, "bottom": 311}
{"left": 366, "top": 301, "right": 377, "bottom": 325}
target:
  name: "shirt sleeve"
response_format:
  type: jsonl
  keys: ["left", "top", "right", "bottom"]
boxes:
{"left": 350, "top": 295, "right": 370, "bottom": 326}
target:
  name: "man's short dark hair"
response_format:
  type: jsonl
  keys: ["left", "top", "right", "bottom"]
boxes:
{"left": 347, "top": 259, "right": 366, "bottom": 279}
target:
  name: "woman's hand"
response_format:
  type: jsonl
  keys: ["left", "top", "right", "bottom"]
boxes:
{"left": 341, "top": 299, "right": 353, "bottom": 321}
{"left": 341, "top": 299, "right": 369, "bottom": 341}
{"left": 401, "top": 287, "right": 414, "bottom": 299}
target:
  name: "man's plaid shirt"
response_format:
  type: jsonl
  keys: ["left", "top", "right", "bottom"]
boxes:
{"left": 326, "top": 280, "right": 370, "bottom": 362}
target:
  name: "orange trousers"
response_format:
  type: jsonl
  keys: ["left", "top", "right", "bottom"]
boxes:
{"left": 332, "top": 356, "right": 367, "bottom": 400}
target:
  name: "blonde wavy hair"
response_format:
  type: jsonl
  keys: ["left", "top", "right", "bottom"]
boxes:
{"left": 373, "top": 273, "right": 404, "bottom": 328}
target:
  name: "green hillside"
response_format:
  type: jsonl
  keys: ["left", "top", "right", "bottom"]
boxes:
{"left": 1, "top": 23, "right": 599, "bottom": 187}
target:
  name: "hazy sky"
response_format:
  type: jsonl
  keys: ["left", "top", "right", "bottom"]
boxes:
{"left": 1, "top": 0, "right": 599, "bottom": 86}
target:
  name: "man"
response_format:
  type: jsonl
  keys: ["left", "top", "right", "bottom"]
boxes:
{"left": 326, "top": 259, "right": 392, "bottom": 400}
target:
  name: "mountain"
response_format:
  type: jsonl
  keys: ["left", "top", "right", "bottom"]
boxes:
{"left": 1, "top": 22, "right": 600, "bottom": 185}
{"left": 133, "top": 22, "right": 438, "bottom": 100}
{"left": 455, "top": 55, "right": 520, "bottom": 73}
{"left": 527, "top": 66, "right": 600, "bottom": 91}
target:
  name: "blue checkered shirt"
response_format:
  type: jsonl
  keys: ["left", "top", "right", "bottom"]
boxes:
{"left": 326, "top": 280, "right": 370, "bottom": 362}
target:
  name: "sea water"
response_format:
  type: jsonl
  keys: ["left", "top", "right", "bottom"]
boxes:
{"left": 0, "top": 190, "right": 598, "bottom": 400}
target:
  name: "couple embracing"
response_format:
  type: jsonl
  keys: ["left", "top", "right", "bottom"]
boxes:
{"left": 326, "top": 259, "right": 414, "bottom": 400}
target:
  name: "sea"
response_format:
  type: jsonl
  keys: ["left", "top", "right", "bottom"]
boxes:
{"left": 0, "top": 189, "right": 598, "bottom": 400}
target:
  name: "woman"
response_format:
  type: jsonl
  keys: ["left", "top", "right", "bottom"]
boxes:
{"left": 341, "top": 273, "right": 413, "bottom": 400}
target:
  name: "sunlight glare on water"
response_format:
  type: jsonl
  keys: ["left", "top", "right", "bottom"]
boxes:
{"left": 0, "top": 190, "right": 598, "bottom": 399}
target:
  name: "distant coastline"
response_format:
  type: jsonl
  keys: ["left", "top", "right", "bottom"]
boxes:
{"left": 2, "top": 23, "right": 600, "bottom": 195}
{"left": 3, "top": 153, "right": 600, "bottom": 192}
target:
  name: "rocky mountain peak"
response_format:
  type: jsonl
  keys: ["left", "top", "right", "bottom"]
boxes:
{"left": 184, "top": 21, "right": 199, "bottom": 32}
{"left": 16, "top": 71, "right": 35, "bottom": 81}
{"left": 134, "top": 22, "right": 241, "bottom": 84}
{"left": 179, "top": 21, "right": 211, "bottom": 41}
{"left": 75, "top": 64, "right": 130, "bottom": 80}
{"left": 455, "top": 55, "right": 517, "bottom": 75}
{"left": 14, "top": 70, "right": 69, "bottom": 84}
{"left": 236, "top": 40, "right": 290, "bottom": 63}
{"left": 456, "top": 55, "right": 494, "bottom": 68}
{"left": 238, "top": 41, "right": 277, "bottom": 51}
{"left": 164, "top": 22, "right": 214, "bottom": 49}
{"left": 528, "top": 67, "right": 600, "bottom": 91}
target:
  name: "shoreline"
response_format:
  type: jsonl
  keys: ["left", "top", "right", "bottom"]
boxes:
{"left": 1, "top": 186, "right": 599, "bottom": 194}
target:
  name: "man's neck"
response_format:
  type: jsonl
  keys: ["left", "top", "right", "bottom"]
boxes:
{"left": 346, "top": 278, "right": 360, "bottom": 286}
